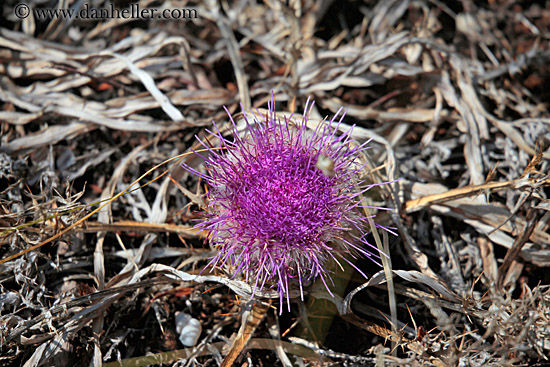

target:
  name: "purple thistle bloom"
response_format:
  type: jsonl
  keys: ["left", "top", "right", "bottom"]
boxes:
{"left": 187, "top": 95, "right": 391, "bottom": 311}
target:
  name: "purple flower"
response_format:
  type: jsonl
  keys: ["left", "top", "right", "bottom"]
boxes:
{"left": 186, "top": 95, "right": 391, "bottom": 311}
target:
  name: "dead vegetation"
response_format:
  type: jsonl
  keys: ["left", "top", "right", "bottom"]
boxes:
{"left": 1, "top": 0, "right": 550, "bottom": 366}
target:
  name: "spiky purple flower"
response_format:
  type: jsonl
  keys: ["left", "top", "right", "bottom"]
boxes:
{"left": 187, "top": 96, "right": 391, "bottom": 310}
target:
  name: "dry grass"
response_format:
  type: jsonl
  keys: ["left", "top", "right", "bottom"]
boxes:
{"left": 1, "top": 0, "right": 550, "bottom": 366}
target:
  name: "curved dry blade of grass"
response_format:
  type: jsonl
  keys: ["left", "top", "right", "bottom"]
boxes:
{"left": 102, "top": 338, "right": 327, "bottom": 367}
{"left": 367, "top": 216, "right": 397, "bottom": 355}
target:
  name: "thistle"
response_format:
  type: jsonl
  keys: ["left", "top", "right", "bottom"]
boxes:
{"left": 186, "top": 95, "right": 391, "bottom": 311}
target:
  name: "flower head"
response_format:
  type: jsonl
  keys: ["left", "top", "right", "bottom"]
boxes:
{"left": 187, "top": 95, "right": 390, "bottom": 310}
